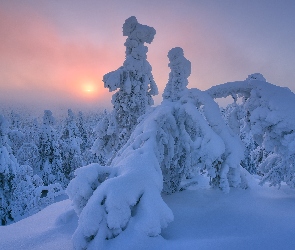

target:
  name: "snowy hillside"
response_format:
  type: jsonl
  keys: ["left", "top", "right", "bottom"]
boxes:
{"left": 1, "top": 176, "right": 295, "bottom": 250}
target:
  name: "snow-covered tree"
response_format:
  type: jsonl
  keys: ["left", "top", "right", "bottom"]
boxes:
{"left": 60, "top": 109, "right": 83, "bottom": 187}
{"left": 67, "top": 91, "right": 246, "bottom": 248}
{"left": 161, "top": 47, "right": 246, "bottom": 193}
{"left": 10, "top": 165, "right": 43, "bottom": 222}
{"left": 37, "top": 110, "right": 63, "bottom": 186}
{"left": 67, "top": 47, "right": 247, "bottom": 249}
{"left": 14, "top": 117, "right": 40, "bottom": 174}
{"left": 66, "top": 16, "right": 295, "bottom": 249}
{"left": 221, "top": 102, "right": 258, "bottom": 174}
{"left": 207, "top": 73, "right": 295, "bottom": 188}
{"left": 91, "top": 110, "right": 117, "bottom": 165}
{"left": 0, "top": 115, "right": 49, "bottom": 225}
{"left": 163, "top": 47, "right": 191, "bottom": 101}
{"left": 77, "top": 111, "right": 88, "bottom": 153}
{"left": 23, "top": 117, "right": 39, "bottom": 146}
{"left": 0, "top": 115, "right": 17, "bottom": 225}
{"left": 92, "top": 16, "right": 158, "bottom": 165}
{"left": 160, "top": 47, "right": 194, "bottom": 191}
{"left": 16, "top": 142, "right": 39, "bottom": 173}
{"left": 9, "top": 111, "right": 21, "bottom": 130}
{"left": 76, "top": 111, "right": 101, "bottom": 166}
{"left": 8, "top": 130, "right": 25, "bottom": 156}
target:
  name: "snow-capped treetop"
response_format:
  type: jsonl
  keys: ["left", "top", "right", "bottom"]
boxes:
{"left": 123, "top": 16, "right": 156, "bottom": 45}
{"left": 0, "top": 115, "right": 8, "bottom": 133}
{"left": 38, "top": 110, "right": 62, "bottom": 186}
{"left": 163, "top": 47, "right": 191, "bottom": 101}
{"left": 9, "top": 111, "right": 21, "bottom": 130}
{"left": 103, "top": 16, "right": 158, "bottom": 96}
{"left": 61, "top": 109, "right": 80, "bottom": 139}
{"left": 246, "top": 73, "right": 266, "bottom": 82}
{"left": 67, "top": 109, "right": 75, "bottom": 122}
{"left": 42, "top": 110, "right": 55, "bottom": 126}
{"left": 122, "top": 16, "right": 156, "bottom": 66}
{"left": 0, "top": 115, "right": 9, "bottom": 145}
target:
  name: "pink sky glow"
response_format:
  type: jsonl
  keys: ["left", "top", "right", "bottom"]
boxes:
{"left": 1, "top": 0, "right": 295, "bottom": 114}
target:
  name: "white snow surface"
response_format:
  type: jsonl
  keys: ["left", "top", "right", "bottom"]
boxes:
{"left": 1, "top": 178, "right": 295, "bottom": 250}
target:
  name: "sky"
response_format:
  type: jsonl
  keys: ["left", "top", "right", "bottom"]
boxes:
{"left": 1, "top": 0, "right": 295, "bottom": 113}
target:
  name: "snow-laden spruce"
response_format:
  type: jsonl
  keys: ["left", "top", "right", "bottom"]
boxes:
{"left": 163, "top": 47, "right": 191, "bottom": 101}
{"left": 37, "top": 110, "right": 63, "bottom": 186}
{"left": 77, "top": 111, "right": 89, "bottom": 154}
{"left": 8, "top": 129, "right": 24, "bottom": 157}
{"left": 0, "top": 114, "right": 17, "bottom": 224}
{"left": 17, "top": 142, "right": 39, "bottom": 172}
{"left": 92, "top": 16, "right": 158, "bottom": 165}
{"left": 67, "top": 47, "right": 247, "bottom": 249}
{"left": 161, "top": 47, "right": 245, "bottom": 193}
{"left": 1, "top": 114, "right": 61, "bottom": 225}
{"left": 207, "top": 73, "right": 295, "bottom": 188}
{"left": 60, "top": 109, "right": 83, "bottom": 187}
{"left": 221, "top": 103, "right": 259, "bottom": 174}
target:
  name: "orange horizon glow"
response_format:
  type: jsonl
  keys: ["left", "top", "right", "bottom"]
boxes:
{"left": 79, "top": 79, "right": 101, "bottom": 99}
{"left": 2, "top": 1, "right": 295, "bottom": 113}
{"left": 0, "top": 5, "right": 122, "bottom": 110}
{"left": 82, "top": 80, "right": 97, "bottom": 93}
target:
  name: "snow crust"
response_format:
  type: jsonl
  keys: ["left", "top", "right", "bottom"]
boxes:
{"left": 0, "top": 199, "right": 77, "bottom": 250}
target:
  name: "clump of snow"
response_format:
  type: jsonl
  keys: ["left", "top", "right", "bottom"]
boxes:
{"left": 246, "top": 73, "right": 266, "bottom": 82}
{"left": 67, "top": 164, "right": 112, "bottom": 214}
{"left": 123, "top": 16, "right": 156, "bottom": 44}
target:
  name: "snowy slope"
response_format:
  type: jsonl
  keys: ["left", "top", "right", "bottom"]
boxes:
{"left": 0, "top": 199, "right": 77, "bottom": 250}
{"left": 1, "top": 177, "right": 295, "bottom": 250}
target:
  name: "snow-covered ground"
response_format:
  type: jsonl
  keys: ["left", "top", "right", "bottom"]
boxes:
{"left": 1, "top": 176, "right": 294, "bottom": 250}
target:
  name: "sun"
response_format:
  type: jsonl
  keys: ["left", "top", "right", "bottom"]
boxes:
{"left": 84, "top": 85, "right": 94, "bottom": 93}
{"left": 81, "top": 81, "right": 98, "bottom": 95}
{"left": 73, "top": 78, "right": 106, "bottom": 101}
